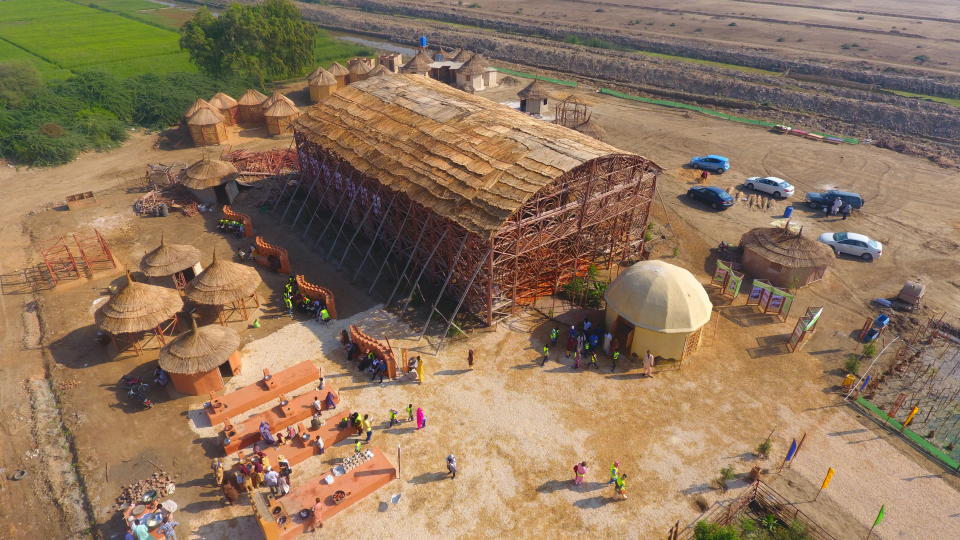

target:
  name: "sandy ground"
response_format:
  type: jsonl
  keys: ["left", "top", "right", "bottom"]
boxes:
{"left": 1, "top": 72, "right": 960, "bottom": 539}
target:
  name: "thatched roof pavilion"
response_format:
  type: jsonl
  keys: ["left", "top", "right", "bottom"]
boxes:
{"left": 237, "top": 89, "right": 269, "bottom": 123}
{"left": 401, "top": 50, "right": 432, "bottom": 75}
{"left": 141, "top": 235, "right": 202, "bottom": 289}
{"left": 185, "top": 251, "right": 261, "bottom": 323}
{"left": 458, "top": 53, "right": 488, "bottom": 77}
{"left": 186, "top": 107, "right": 228, "bottom": 147}
{"left": 209, "top": 92, "right": 238, "bottom": 125}
{"left": 263, "top": 99, "right": 300, "bottom": 136}
{"left": 308, "top": 68, "right": 338, "bottom": 102}
{"left": 518, "top": 79, "right": 551, "bottom": 114}
{"left": 328, "top": 62, "right": 350, "bottom": 86}
{"left": 740, "top": 227, "right": 834, "bottom": 288}
{"left": 158, "top": 316, "right": 240, "bottom": 395}
{"left": 96, "top": 274, "right": 183, "bottom": 335}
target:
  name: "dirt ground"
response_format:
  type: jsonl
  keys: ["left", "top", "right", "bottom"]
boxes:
{"left": 2, "top": 73, "right": 960, "bottom": 539}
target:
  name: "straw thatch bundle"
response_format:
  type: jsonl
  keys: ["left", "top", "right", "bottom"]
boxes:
{"left": 158, "top": 317, "right": 239, "bottom": 374}
{"left": 185, "top": 251, "right": 261, "bottom": 306}
{"left": 518, "top": 79, "right": 550, "bottom": 100}
{"left": 181, "top": 158, "right": 238, "bottom": 190}
{"left": 208, "top": 92, "right": 238, "bottom": 125}
{"left": 328, "top": 62, "right": 349, "bottom": 86}
{"left": 96, "top": 274, "right": 183, "bottom": 334}
{"left": 186, "top": 108, "right": 227, "bottom": 146}
{"left": 264, "top": 100, "right": 300, "bottom": 135}
{"left": 441, "top": 47, "right": 461, "bottom": 61}
{"left": 237, "top": 89, "right": 269, "bottom": 122}
{"left": 140, "top": 235, "right": 201, "bottom": 277}
{"left": 740, "top": 227, "right": 834, "bottom": 268}
{"left": 401, "top": 50, "right": 432, "bottom": 75}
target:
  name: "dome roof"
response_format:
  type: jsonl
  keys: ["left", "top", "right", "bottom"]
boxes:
{"left": 604, "top": 260, "right": 712, "bottom": 333}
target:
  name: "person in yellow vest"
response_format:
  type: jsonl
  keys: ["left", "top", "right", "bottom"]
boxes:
{"left": 611, "top": 350, "right": 621, "bottom": 373}
{"left": 614, "top": 473, "right": 628, "bottom": 499}
{"left": 317, "top": 308, "right": 331, "bottom": 324}
{"left": 608, "top": 461, "right": 620, "bottom": 484}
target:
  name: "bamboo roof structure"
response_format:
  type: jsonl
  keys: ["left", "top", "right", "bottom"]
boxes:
{"left": 293, "top": 74, "right": 644, "bottom": 237}
{"left": 262, "top": 91, "right": 295, "bottom": 110}
{"left": 263, "top": 99, "right": 299, "bottom": 118}
{"left": 158, "top": 316, "right": 240, "bottom": 374}
{"left": 184, "top": 98, "right": 224, "bottom": 120}
{"left": 452, "top": 49, "right": 474, "bottom": 62}
{"left": 309, "top": 68, "right": 337, "bottom": 86}
{"left": 237, "top": 89, "right": 268, "bottom": 106}
{"left": 185, "top": 251, "right": 261, "bottom": 306}
{"left": 209, "top": 92, "right": 238, "bottom": 109}
{"left": 401, "top": 50, "right": 432, "bottom": 74}
{"left": 140, "top": 235, "right": 201, "bottom": 277}
{"left": 328, "top": 62, "right": 349, "bottom": 76}
{"left": 518, "top": 79, "right": 550, "bottom": 100}
{"left": 458, "top": 53, "right": 489, "bottom": 76}
{"left": 574, "top": 119, "right": 607, "bottom": 141}
{"left": 181, "top": 158, "right": 238, "bottom": 190}
{"left": 187, "top": 107, "right": 224, "bottom": 126}
{"left": 96, "top": 274, "right": 183, "bottom": 334}
{"left": 740, "top": 227, "right": 834, "bottom": 268}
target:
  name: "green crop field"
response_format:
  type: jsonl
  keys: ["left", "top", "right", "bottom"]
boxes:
{"left": 0, "top": 37, "right": 72, "bottom": 78}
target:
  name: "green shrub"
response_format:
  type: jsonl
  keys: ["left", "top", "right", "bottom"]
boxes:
{"left": 756, "top": 439, "right": 772, "bottom": 458}
{"left": 844, "top": 354, "right": 860, "bottom": 375}
{"left": 694, "top": 521, "right": 740, "bottom": 540}
{"left": 560, "top": 265, "right": 609, "bottom": 309}
{"left": 862, "top": 342, "right": 877, "bottom": 358}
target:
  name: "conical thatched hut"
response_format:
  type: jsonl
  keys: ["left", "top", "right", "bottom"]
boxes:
{"left": 518, "top": 79, "right": 551, "bottom": 115}
{"left": 575, "top": 119, "right": 607, "bottom": 141}
{"left": 184, "top": 98, "right": 221, "bottom": 120}
{"left": 328, "top": 62, "right": 349, "bottom": 87}
{"left": 158, "top": 316, "right": 241, "bottom": 395}
{"left": 185, "top": 251, "right": 261, "bottom": 324}
{"left": 262, "top": 90, "right": 294, "bottom": 110}
{"left": 347, "top": 59, "right": 372, "bottom": 84}
{"left": 140, "top": 235, "right": 202, "bottom": 290}
{"left": 308, "top": 68, "right": 338, "bottom": 102}
{"left": 208, "top": 92, "right": 238, "bottom": 125}
{"left": 181, "top": 158, "right": 239, "bottom": 205}
{"left": 263, "top": 99, "right": 300, "bottom": 136}
{"left": 455, "top": 53, "right": 490, "bottom": 91}
{"left": 739, "top": 227, "right": 834, "bottom": 288}
{"left": 452, "top": 49, "right": 474, "bottom": 63}
{"left": 401, "top": 50, "right": 432, "bottom": 75}
{"left": 367, "top": 64, "right": 393, "bottom": 77}
{"left": 186, "top": 107, "right": 228, "bottom": 147}
{"left": 236, "top": 89, "right": 268, "bottom": 123}
{"left": 96, "top": 273, "right": 183, "bottom": 356}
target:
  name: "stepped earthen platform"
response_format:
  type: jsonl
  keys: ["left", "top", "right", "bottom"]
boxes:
{"left": 206, "top": 361, "right": 320, "bottom": 425}
{"left": 254, "top": 448, "right": 397, "bottom": 539}
{"left": 234, "top": 410, "right": 353, "bottom": 470}
{"left": 221, "top": 388, "right": 339, "bottom": 455}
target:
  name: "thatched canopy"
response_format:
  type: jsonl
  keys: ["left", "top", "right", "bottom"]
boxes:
{"left": 740, "top": 227, "right": 834, "bottom": 268}
{"left": 96, "top": 274, "right": 183, "bottom": 334}
{"left": 187, "top": 107, "right": 224, "bottom": 126}
{"left": 309, "top": 68, "right": 337, "bottom": 86}
{"left": 184, "top": 98, "right": 223, "bottom": 120}
{"left": 158, "top": 316, "right": 239, "bottom": 374}
{"left": 264, "top": 99, "right": 299, "bottom": 118}
{"left": 401, "top": 50, "right": 432, "bottom": 74}
{"left": 262, "top": 91, "right": 294, "bottom": 110}
{"left": 575, "top": 119, "right": 607, "bottom": 141}
{"left": 518, "top": 79, "right": 550, "bottom": 100}
{"left": 209, "top": 92, "right": 238, "bottom": 109}
{"left": 458, "top": 53, "right": 489, "bottom": 76}
{"left": 452, "top": 49, "right": 474, "bottom": 63}
{"left": 185, "top": 251, "right": 261, "bottom": 306}
{"left": 141, "top": 235, "right": 201, "bottom": 277}
{"left": 237, "top": 89, "right": 268, "bottom": 106}
{"left": 328, "top": 62, "right": 349, "bottom": 77}
{"left": 181, "top": 158, "right": 238, "bottom": 190}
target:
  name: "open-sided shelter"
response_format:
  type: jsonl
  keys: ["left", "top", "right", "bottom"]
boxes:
{"left": 740, "top": 227, "right": 834, "bottom": 288}
{"left": 158, "top": 316, "right": 241, "bottom": 395}
{"left": 518, "top": 79, "right": 551, "bottom": 115}
{"left": 282, "top": 74, "right": 660, "bottom": 331}
{"left": 237, "top": 89, "right": 269, "bottom": 123}
{"left": 140, "top": 235, "right": 202, "bottom": 290}
{"left": 209, "top": 92, "right": 239, "bottom": 125}
{"left": 181, "top": 158, "right": 239, "bottom": 205}
{"left": 186, "top": 107, "right": 228, "bottom": 147}
{"left": 308, "top": 68, "right": 338, "bottom": 102}
{"left": 604, "top": 260, "right": 713, "bottom": 361}
{"left": 185, "top": 251, "right": 261, "bottom": 324}
{"left": 328, "top": 62, "right": 350, "bottom": 87}
{"left": 263, "top": 99, "right": 300, "bottom": 136}
{"left": 96, "top": 273, "right": 183, "bottom": 356}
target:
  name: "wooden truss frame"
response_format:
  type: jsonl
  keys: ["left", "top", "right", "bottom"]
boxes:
{"left": 111, "top": 314, "right": 179, "bottom": 358}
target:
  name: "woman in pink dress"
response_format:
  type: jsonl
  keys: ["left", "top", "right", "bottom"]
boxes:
{"left": 416, "top": 407, "right": 426, "bottom": 430}
{"left": 573, "top": 461, "right": 587, "bottom": 485}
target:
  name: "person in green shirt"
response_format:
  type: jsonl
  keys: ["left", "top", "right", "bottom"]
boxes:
{"left": 406, "top": 403, "right": 414, "bottom": 422}
{"left": 541, "top": 344, "right": 549, "bottom": 366}
{"left": 388, "top": 409, "right": 399, "bottom": 427}
{"left": 614, "top": 473, "right": 628, "bottom": 499}
{"left": 609, "top": 461, "right": 620, "bottom": 484}
{"left": 611, "top": 350, "right": 620, "bottom": 373}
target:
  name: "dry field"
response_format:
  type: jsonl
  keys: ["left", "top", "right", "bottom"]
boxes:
{"left": 1, "top": 74, "right": 959, "bottom": 539}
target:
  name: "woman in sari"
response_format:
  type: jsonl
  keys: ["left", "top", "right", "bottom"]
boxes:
{"left": 416, "top": 407, "right": 426, "bottom": 430}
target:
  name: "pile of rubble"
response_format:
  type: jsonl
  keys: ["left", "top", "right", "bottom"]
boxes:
{"left": 223, "top": 148, "right": 298, "bottom": 175}
{"left": 134, "top": 185, "right": 199, "bottom": 217}
{"left": 115, "top": 471, "right": 177, "bottom": 509}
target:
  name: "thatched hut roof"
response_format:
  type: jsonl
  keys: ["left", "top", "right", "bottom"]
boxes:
{"left": 328, "top": 62, "right": 349, "bottom": 76}
{"left": 740, "top": 227, "right": 834, "bottom": 268}
{"left": 209, "top": 92, "right": 238, "bottom": 109}
{"left": 441, "top": 47, "right": 460, "bottom": 60}
{"left": 262, "top": 91, "right": 295, "bottom": 109}
{"left": 181, "top": 158, "right": 238, "bottom": 190}
{"left": 237, "top": 89, "right": 268, "bottom": 106}
{"left": 309, "top": 68, "right": 337, "bottom": 86}
{"left": 158, "top": 316, "right": 240, "bottom": 374}
{"left": 349, "top": 61, "right": 372, "bottom": 75}
{"left": 367, "top": 65, "right": 393, "bottom": 77}
{"left": 187, "top": 107, "right": 224, "bottom": 126}
{"left": 458, "top": 53, "right": 489, "bottom": 76}
{"left": 263, "top": 99, "right": 299, "bottom": 118}
{"left": 96, "top": 274, "right": 183, "bottom": 334}
{"left": 185, "top": 251, "right": 261, "bottom": 306}
{"left": 184, "top": 98, "right": 224, "bottom": 120}
{"left": 574, "top": 119, "right": 606, "bottom": 141}
{"left": 518, "top": 79, "right": 550, "bottom": 100}
{"left": 140, "top": 235, "right": 201, "bottom": 277}
{"left": 452, "top": 49, "right": 474, "bottom": 62}
{"left": 401, "top": 50, "right": 432, "bottom": 74}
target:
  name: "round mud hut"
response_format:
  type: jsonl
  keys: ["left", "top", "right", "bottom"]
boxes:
{"left": 518, "top": 79, "right": 551, "bottom": 115}
{"left": 400, "top": 50, "right": 432, "bottom": 75}
{"left": 263, "top": 99, "right": 300, "bottom": 136}
{"left": 347, "top": 59, "right": 372, "bottom": 84}
{"left": 185, "top": 251, "right": 261, "bottom": 324}
{"left": 236, "top": 89, "right": 269, "bottom": 123}
{"left": 604, "top": 260, "right": 713, "bottom": 362}
{"left": 96, "top": 273, "right": 184, "bottom": 356}
{"left": 328, "top": 61, "right": 350, "bottom": 87}
{"left": 308, "top": 68, "right": 338, "bottom": 102}
{"left": 186, "top": 107, "right": 228, "bottom": 147}
{"left": 181, "top": 158, "right": 239, "bottom": 205}
{"left": 158, "top": 316, "right": 241, "bottom": 395}
{"left": 208, "top": 92, "right": 239, "bottom": 125}
{"left": 740, "top": 227, "right": 834, "bottom": 288}
{"left": 140, "top": 235, "right": 202, "bottom": 290}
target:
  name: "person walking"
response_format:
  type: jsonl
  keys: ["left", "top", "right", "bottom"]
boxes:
{"left": 549, "top": 327, "right": 559, "bottom": 347}
{"left": 565, "top": 333, "right": 576, "bottom": 358}
{"left": 308, "top": 497, "right": 324, "bottom": 533}
{"left": 614, "top": 473, "right": 628, "bottom": 499}
{"left": 573, "top": 347, "right": 582, "bottom": 369}
{"left": 416, "top": 407, "right": 426, "bottom": 430}
{"left": 354, "top": 439, "right": 363, "bottom": 453}
{"left": 468, "top": 349, "right": 475, "bottom": 369}
{"left": 830, "top": 196, "right": 842, "bottom": 216}
{"left": 541, "top": 344, "right": 550, "bottom": 367}
{"left": 407, "top": 403, "right": 414, "bottom": 422}
{"left": 277, "top": 474, "right": 290, "bottom": 497}
{"left": 573, "top": 461, "right": 587, "bottom": 486}
{"left": 841, "top": 202, "right": 852, "bottom": 220}
{"left": 588, "top": 352, "right": 598, "bottom": 370}
{"left": 446, "top": 454, "right": 458, "bottom": 479}
{"left": 388, "top": 409, "right": 399, "bottom": 427}
{"left": 362, "top": 414, "right": 373, "bottom": 443}
{"left": 611, "top": 350, "right": 620, "bottom": 373}
{"left": 644, "top": 350, "right": 655, "bottom": 378}
{"left": 158, "top": 517, "right": 179, "bottom": 540}
{"left": 609, "top": 461, "right": 620, "bottom": 484}
{"left": 212, "top": 459, "right": 224, "bottom": 487}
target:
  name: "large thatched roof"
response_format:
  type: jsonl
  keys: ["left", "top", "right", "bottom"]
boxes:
{"left": 740, "top": 227, "right": 834, "bottom": 268}
{"left": 263, "top": 99, "right": 299, "bottom": 118}
{"left": 140, "top": 235, "right": 201, "bottom": 277}
{"left": 452, "top": 49, "right": 474, "bottom": 63}
{"left": 96, "top": 274, "right": 183, "bottom": 334}
{"left": 328, "top": 62, "right": 349, "bottom": 76}
{"left": 181, "top": 158, "right": 238, "bottom": 190}
{"left": 158, "top": 317, "right": 239, "bottom": 374}
{"left": 185, "top": 251, "right": 261, "bottom": 306}
{"left": 401, "top": 50, "right": 432, "bottom": 74}
{"left": 349, "top": 61, "right": 372, "bottom": 75}
{"left": 292, "top": 74, "right": 656, "bottom": 237}
{"left": 518, "top": 79, "right": 550, "bottom": 100}
{"left": 187, "top": 107, "right": 224, "bottom": 126}
{"left": 237, "top": 89, "right": 268, "bottom": 106}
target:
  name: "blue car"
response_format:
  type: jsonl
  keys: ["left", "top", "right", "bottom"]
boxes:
{"left": 690, "top": 155, "right": 730, "bottom": 173}
{"left": 686, "top": 186, "right": 735, "bottom": 210}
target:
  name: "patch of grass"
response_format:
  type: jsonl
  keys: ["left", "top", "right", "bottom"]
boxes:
{"left": 0, "top": 38, "right": 72, "bottom": 78}
{"left": 313, "top": 31, "right": 373, "bottom": 68}
{"left": 631, "top": 49, "right": 780, "bottom": 76}
{"left": 886, "top": 89, "right": 960, "bottom": 108}
{"left": 845, "top": 354, "right": 861, "bottom": 375}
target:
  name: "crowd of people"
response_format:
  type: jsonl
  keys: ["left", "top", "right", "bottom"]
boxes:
{"left": 542, "top": 318, "right": 655, "bottom": 376}
{"left": 282, "top": 276, "right": 331, "bottom": 323}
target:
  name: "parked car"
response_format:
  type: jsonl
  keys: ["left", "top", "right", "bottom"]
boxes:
{"left": 818, "top": 232, "right": 883, "bottom": 261}
{"left": 744, "top": 176, "right": 794, "bottom": 198}
{"left": 686, "top": 186, "right": 735, "bottom": 210}
{"left": 805, "top": 190, "right": 864, "bottom": 213}
{"left": 689, "top": 155, "right": 730, "bottom": 173}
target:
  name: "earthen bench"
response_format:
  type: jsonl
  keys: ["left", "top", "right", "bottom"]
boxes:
{"left": 220, "top": 388, "right": 339, "bottom": 455}
{"left": 295, "top": 274, "right": 337, "bottom": 319}
{"left": 223, "top": 205, "right": 254, "bottom": 238}
{"left": 205, "top": 361, "right": 319, "bottom": 425}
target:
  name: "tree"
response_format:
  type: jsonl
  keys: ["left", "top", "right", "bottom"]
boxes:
{"left": 179, "top": 0, "right": 316, "bottom": 84}
{"left": 0, "top": 62, "right": 42, "bottom": 107}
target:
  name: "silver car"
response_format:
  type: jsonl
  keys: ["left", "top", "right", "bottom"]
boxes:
{"left": 744, "top": 176, "right": 795, "bottom": 199}
{"left": 818, "top": 232, "right": 883, "bottom": 261}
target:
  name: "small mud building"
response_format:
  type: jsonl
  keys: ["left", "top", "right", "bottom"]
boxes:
{"left": 283, "top": 75, "right": 660, "bottom": 327}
